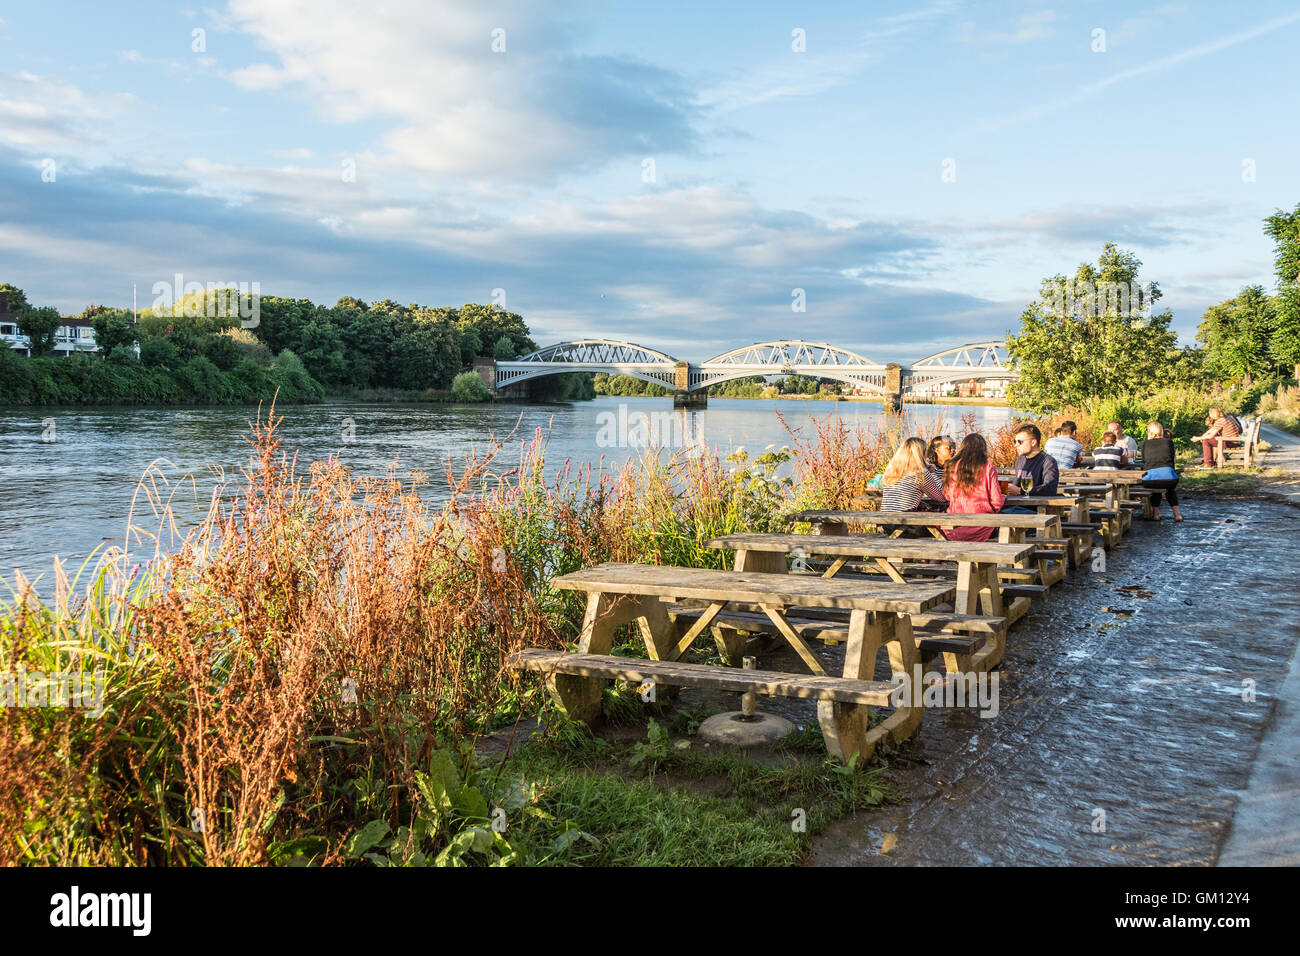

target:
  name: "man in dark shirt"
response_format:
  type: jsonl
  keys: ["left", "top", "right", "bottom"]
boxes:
{"left": 1003, "top": 424, "right": 1059, "bottom": 513}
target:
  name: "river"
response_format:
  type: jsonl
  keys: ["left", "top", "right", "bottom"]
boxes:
{"left": 0, "top": 396, "right": 1016, "bottom": 583}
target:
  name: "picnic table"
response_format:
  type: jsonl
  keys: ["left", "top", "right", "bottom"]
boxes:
{"left": 705, "top": 532, "right": 1021, "bottom": 672}
{"left": 998, "top": 494, "right": 1094, "bottom": 566}
{"left": 509, "top": 562, "right": 954, "bottom": 763}
{"left": 789, "top": 509, "right": 1063, "bottom": 610}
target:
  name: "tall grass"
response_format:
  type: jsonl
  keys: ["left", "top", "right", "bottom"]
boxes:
{"left": 1, "top": 406, "right": 973, "bottom": 865}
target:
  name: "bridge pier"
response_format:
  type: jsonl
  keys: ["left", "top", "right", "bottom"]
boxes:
{"left": 882, "top": 363, "right": 903, "bottom": 412}
{"left": 472, "top": 356, "right": 498, "bottom": 395}
{"left": 673, "top": 360, "right": 706, "bottom": 409}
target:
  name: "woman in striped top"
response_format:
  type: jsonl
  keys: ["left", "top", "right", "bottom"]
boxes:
{"left": 1091, "top": 431, "right": 1129, "bottom": 471}
{"left": 880, "top": 437, "right": 946, "bottom": 513}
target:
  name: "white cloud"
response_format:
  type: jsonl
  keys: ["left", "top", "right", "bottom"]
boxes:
{"left": 957, "top": 10, "right": 1061, "bottom": 46}
{"left": 0, "top": 73, "right": 136, "bottom": 150}
{"left": 983, "top": 9, "right": 1300, "bottom": 130}
{"left": 221, "top": 0, "right": 700, "bottom": 184}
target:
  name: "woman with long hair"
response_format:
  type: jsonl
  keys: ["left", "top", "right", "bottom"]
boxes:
{"left": 880, "top": 437, "right": 946, "bottom": 513}
{"left": 941, "top": 433, "right": 1005, "bottom": 542}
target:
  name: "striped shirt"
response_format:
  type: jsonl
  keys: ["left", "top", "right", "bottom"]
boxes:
{"left": 880, "top": 470, "right": 946, "bottom": 512}
{"left": 1212, "top": 415, "right": 1242, "bottom": 438}
{"left": 1043, "top": 435, "right": 1082, "bottom": 469}
{"left": 1092, "top": 444, "right": 1125, "bottom": 470}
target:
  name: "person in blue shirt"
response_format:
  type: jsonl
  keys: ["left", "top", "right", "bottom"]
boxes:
{"left": 1043, "top": 421, "right": 1083, "bottom": 470}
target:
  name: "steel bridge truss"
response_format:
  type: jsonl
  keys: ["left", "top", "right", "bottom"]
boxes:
{"left": 903, "top": 341, "right": 1014, "bottom": 390}
{"left": 496, "top": 338, "right": 1016, "bottom": 394}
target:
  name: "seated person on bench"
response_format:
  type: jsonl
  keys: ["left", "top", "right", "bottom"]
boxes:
{"left": 1091, "top": 431, "right": 1129, "bottom": 471}
{"left": 941, "top": 434, "right": 1004, "bottom": 542}
{"left": 1003, "top": 423, "right": 1058, "bottom": 513}
{"left": 1044, "top": 421, "right": 1083, "bottom": 469}
{"left": 880, "top": 437, "right": 947, "bottom": 534}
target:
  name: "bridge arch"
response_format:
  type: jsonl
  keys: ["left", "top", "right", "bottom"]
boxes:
{"left": 904, "top": 341, "right": 1016, "bottom": 392}
{"left": 694, "top": 340, "right": 888, "bottom": 393}
{"left": 496, "top": 338, "right": 680, "bottom": 390}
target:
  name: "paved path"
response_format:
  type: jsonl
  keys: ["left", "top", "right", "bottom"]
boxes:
{"left": 1218, "top": 422, "right": 1300, "bottom": 865}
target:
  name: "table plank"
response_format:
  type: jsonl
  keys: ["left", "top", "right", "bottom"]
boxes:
{"left": 551, "top": 562, "right": 953, "bottom": 613}
{"left": 706, "top": 532, "right": 1034, "bottom": 563}
{"left": 790, "top": 510, "right": 1055, "bottom": 529}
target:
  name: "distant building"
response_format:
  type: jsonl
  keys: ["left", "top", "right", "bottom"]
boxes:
{"left": 0, "top": 306, "right": 99, "bottom": 357}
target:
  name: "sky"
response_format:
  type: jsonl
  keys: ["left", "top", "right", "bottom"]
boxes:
{"left": 1, "top": 0, "right": 1298, "bottom": 364}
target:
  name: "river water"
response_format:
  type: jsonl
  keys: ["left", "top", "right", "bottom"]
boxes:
{"left": 0, "top": 397, "right": 1015, "bottom": 583}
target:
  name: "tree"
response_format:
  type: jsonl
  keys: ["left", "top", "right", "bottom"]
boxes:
{"left": 1196, "top": 286, "right": 1278, "bottom": 385}
{"left": 1263, "top": 204, "right": 1300, "bottom": 374}
{"left": 17, "top": 306, "right": 61, "bottom": 356}
{"left": 0, "top": 283, "right": 29, "bottom": 314}
{"left": 1006, "top": 243, "right": 1180, "bottom": 412}
{"left": 90, "top": 309, "right": 138, "bottom": 356}
{"left": 394, "top": 320, "right": 459, "bottom": 390}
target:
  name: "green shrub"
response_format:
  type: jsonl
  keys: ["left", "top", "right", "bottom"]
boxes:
{"left": 452, "top": 370, "right": 491, "bottom": 403}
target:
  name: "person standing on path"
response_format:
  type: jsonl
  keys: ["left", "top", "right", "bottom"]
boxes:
{"left": 1139, "top": 420, "right": 1183, "bottom": 521}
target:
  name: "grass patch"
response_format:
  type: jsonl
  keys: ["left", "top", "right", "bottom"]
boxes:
{"left": 497, "top": 714, "right": 900, "bottom": 866}
{"left": 1177, "top": 464, "right": 1289, "bottom": 495}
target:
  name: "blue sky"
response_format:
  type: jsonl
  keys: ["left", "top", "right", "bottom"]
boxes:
{"left": 1, "top": 0, "right": 1298, "bottom": 363}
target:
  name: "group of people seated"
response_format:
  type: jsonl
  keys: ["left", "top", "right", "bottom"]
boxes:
{"left": 873, "top": 417, "right": 1183, "bottom": 540}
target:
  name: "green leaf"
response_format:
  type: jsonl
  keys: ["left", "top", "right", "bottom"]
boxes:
{"left": 343, "top": 819, "right": 390, "bottom": 858}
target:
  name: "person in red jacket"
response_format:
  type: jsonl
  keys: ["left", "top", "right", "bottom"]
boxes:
{"left": 941, "top": 433, "right": 1005, "bottom": 542}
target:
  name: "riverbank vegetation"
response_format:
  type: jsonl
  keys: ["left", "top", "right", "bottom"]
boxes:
{"left": 1, "top": 406, "right": 932, "bottom": 866}
{"left": 0, "top": 285, "right": 588, "bottom": 406}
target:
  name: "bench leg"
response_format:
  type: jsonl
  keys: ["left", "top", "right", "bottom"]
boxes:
{"left": 548, "top": 591, "right": 641, "bottom": 723}
{"left": 733, "top": 549, "right": 787, "bottom": 574}
{"left": 710, "top": 624, "right": 748, "bottom": 667}
{"left": 818, "top": 610, "right": 922, "bottom": 765}
{"left": 954, "top": 563, "right": 1005, "bottom": 673}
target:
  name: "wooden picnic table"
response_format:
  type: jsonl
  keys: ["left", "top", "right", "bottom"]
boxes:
{"left": 788, "top": 509, "right": 1063, "bottom": 621}
{"left": 1054, "top": 480, "right": 1139, "bottom": 540}
{"left": 706, "top": 532, "right": 1026, "bottom": 672}
{"left": 519, "top": 562, "right": 955, "bottom": 763}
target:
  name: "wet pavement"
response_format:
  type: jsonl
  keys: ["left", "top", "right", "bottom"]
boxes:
{"left": 804, "top": 496, "right": 1300, "bottom": 866}
{"left": 675, "top": 495, "right": 1300, "bottom": 866}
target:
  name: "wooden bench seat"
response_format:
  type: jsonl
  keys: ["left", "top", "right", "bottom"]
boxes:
{"left": 1001, "top": 583, "right": 1048, "bottom": 600}
{"left": 664, "top": 602, "right": 990, "bottom": 661}
{"left": 509, "top": 648, "right": 900, "bottom": 705}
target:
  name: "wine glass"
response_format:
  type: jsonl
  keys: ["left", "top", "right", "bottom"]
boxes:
{"left": 1019, "top": 475, "right": 1034, "bottom": 496}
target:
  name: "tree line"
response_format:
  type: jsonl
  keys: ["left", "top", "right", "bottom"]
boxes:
{"left": 1006, "top": 204, "right": 1300, "bottom": 418}
{"left": 0, "top": 285, "right": 589, "bottom": 405}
